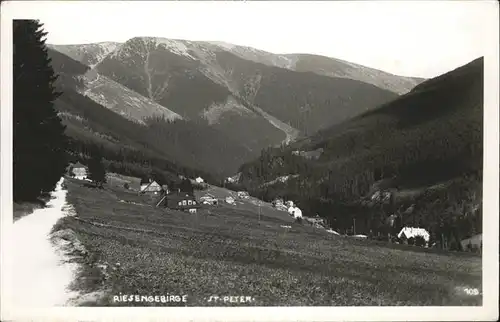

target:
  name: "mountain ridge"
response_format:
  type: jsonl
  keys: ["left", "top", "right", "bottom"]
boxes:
{"left": 49, "top": 38, "right": 424, "bottom": 94}
{"left": 91, "top": 36, "right": 398, "bottom": 137}
{"left": 47, "top": 37, "right": 425, "bottom": 181}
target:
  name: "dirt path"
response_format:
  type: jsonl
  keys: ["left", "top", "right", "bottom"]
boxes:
{"left": 11, "top": 178, "right": 80, "bottom": 308}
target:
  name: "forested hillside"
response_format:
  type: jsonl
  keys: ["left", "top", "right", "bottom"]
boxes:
{"left": 234, "top": 57, "right": 484, "bottom": 250}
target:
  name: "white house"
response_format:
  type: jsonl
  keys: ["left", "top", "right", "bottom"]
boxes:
{"left": 288, "top": 206, "right": 303, "bottom": 219}
{"left": 273, "top": 198, "right": 284, "bottom": 205}
{"left": 200, "top": 195, "right": 218, "bottom": 205}
{"left": 237, "top": 191, "right": 249, "bottom": 199}
{"left": 140, "top": 180, "right": 162, "bottom": 195}
{"left": 195, "top": 177, "right": 204, "bottom": 184}
{"left": 397, "top": 227, "right": 430, "bottom": 244}
{"left": 72, "top": 162, "right": 88, "bottom": 180}
{"left": 273, "top": 199, "right": 287, "bottom": 211}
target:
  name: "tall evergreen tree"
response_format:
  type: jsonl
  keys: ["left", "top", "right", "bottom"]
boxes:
{"left": 13, "top": 20, "right": 68, "bottom": 202}
{"left": 87, "top": 145, "right": 106, "bottom": 188}
{"left": 178, "top": 178, "right": 194, "bottom": 195}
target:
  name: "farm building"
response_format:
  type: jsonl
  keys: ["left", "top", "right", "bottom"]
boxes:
{"left": 225, "top": 196, "right": 235, "bottom": 204}
{"left": 237, "top": 191, "right": 250, "bottom": 199}
{"left": 397, "top": 227, "right": 430, "bottom": 245}
{"left": 288, "top": 205, "right": 303, "bottom": 219}
{"left": 200, "top": 194, "right": 218, "bottom": 205}
{"left": 195, "top": 177, "right": 205, "bottom": 184}
{"left": 140, "top": 180, "right": 162, "bottom": 195}
{"left": 157, "top": 192, "right": 201, "bottom": 213}
{"left": 272, "top": 198, "right": 284, "bottom": 206}
{"left": 460, "top": 234, "right": 482, "bottom": 251}
{"left": 71, "top": 162, "right": 88, "bottom": 180}
{"left": 272, "top": 198, "right": 287, "bottom": 211}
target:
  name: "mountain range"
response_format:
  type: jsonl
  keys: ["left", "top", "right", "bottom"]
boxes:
{"left": 48, "top": 37, "right": 425, "bottom": 179}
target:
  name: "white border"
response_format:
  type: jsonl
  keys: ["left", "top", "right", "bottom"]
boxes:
{"left": 1, "top": 1, "right": 498, "bottom": 321}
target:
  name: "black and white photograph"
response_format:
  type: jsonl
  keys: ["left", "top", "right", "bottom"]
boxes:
{"left": 1, "top": 1, "right": 498, "bottom": 321}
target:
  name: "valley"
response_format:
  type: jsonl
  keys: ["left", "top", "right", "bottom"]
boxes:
{"left": 46, "top": 38, "right": 483, "bottom": 253}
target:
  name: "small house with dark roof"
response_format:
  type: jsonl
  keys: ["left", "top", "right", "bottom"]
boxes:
{"left": 157, "top": 191, "right": 201, "bottom": 213}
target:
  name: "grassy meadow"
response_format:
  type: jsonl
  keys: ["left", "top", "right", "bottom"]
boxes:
{"left": 54, "top": 177, "right": 482, "bottom": 306}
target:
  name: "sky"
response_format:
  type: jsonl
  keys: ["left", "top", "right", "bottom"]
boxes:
{"left": 1, "top": 1, "right": 498, "bottom": 78}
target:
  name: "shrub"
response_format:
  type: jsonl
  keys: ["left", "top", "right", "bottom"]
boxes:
{"left": 415, "top": 236, "right": 426, "bottom": 247}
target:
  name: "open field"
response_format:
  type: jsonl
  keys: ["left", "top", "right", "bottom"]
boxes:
{"left": 56, "top": 178, "right": 482, "bottom": 306}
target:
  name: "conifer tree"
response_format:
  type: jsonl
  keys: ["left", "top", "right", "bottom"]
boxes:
{"left": 13, "top": 20, "right": 68, "bottom": 202}
{"left": 179, "top": 178, "right": 194, "bottom": 195}
{"left": 87, "top": 145, "right": 106, "bottom": 188}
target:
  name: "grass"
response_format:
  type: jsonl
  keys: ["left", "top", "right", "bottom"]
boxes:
{"left": 56, "top": 178, "right": 482, "bottom": 306}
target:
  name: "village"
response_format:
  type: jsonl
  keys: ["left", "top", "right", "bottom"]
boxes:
{"left": 65, "top": 161, "right": 482, "bottom": 252}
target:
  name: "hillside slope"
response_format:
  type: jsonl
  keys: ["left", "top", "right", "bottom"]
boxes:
{"left": 236, "top": 57, "right": 483, "bottom": 246}
{"left": 92, "top": 37, "right": 287, "bottom": 151}
{"left": 95, "top": 37, "right": 398, "bottom": 137}
{"left": 207, "top": 49, "right": 398, "bottom": 135}
{"left": 81, "top": 68, "right": 182, "bottom": 124}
